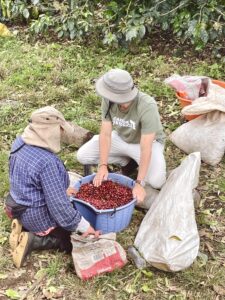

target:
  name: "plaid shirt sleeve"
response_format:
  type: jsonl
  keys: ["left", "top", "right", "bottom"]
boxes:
{"left": 39, "top": 160, "right": 82, "bottom": 231}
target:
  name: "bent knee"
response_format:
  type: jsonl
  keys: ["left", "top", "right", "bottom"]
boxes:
{"left": 76, "top": 147, "right": 87, "bottom": 164}
{"left": 148, "top": 174, "right": 166, "bottom": 190}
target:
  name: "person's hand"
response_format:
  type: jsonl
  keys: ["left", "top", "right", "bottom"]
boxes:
{"left": 93, "top": 165, "right": 108, "bottom": 187}
{"left": 132, "top": 183, "right": 146, "bottom": 203}
{"left": 82, "top": 225, "right": 101, "bottom": 238}
{"left": 66, "top": 187, "right": 78, "bottom": 196}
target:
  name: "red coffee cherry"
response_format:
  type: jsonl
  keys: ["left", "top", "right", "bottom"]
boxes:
{"left": 76, "top": 180, "right": 133, "bottom": 210}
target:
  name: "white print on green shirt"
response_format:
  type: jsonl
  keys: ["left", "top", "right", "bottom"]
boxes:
{"left": 112, "top": 117, "right": 136, "bottom": 130}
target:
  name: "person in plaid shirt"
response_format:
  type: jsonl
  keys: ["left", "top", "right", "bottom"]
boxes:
{"left": 6, "top": 106, "right": 99, "bottom": 268}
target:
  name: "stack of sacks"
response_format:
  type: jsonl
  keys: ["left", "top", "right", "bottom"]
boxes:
{"left": 170, "top": 82, "right": 225, "bottom": 166}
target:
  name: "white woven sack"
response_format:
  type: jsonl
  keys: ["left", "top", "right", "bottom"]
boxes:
{"left": 170, "top": 111, "right": 225, "bottom": 166}
{"left": 134, "top": 152, "right": 201, "bottom": 272}
{"left": 182, "top": 82, "right": 225, "bottom": 115}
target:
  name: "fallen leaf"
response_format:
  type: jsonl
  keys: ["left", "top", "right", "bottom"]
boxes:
{"left": 215, "top": 208, "right": 223, "bottom": 216}
{"left": 204, "top": 242, "right": 214, "bottom": 254}
{"left": 124, "top": 283, "right": 136, "bottom": 294}
{"left": 0, "top": 23, "right": 11, "bottom": 37}
{"left": 48, "top": 286, "right": 57, "bottom": 293}
{"left": 221, "top": 237, "right": 225, "bottom": 244}
{"left": 141, "top": 270, "right": 153, "bottom": 278}
{"left": 5, "top": 289, "right": 20, "bottom": 300}
{"left": 141, "top": 284, "right": 151, "bottom": 293}
{"left": 169, "top": 235, "right": 182, "bottom": 241}
{"left": 42, "top": 288, "right": 53, "bottom": 299}
{"left": 106, "top": 284, "right": 118, "bottom": 291}
{"left": 0, "top": 273, "right": 8, "bottom": 279}
{"left": 199, "top": 229, "right": 212, "bottom": 239}
{"left": 14, "top": 269, "right": 27, "bottom": 278}
{"left": 168, "top": 285, "right": 180, "bottom": 292}
{"left": 213, "top": 285, "right": 225, "bottom": 296}
{"left": 201, "top": 209, "right": 212, "bottom": 216}
{"left": 197, "top": 252, "right": 208, "bottom": 267}
{"left": 219, "top": 195, "right": 225, "bottom": 202}
{"left": 0, "top": 236, "right": 7, "bottom": 244}
{"left": 17, "top": 285, "right": 27, "bottom": 291}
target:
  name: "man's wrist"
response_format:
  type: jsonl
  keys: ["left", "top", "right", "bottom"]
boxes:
{"left": 135, "top": 179, "right": 146, "bottom": 187}
{"left": 98, "top": 163, "right": 108, "bottom": 168}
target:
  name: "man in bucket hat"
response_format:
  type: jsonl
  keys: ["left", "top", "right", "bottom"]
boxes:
{"left": 5, "top": 106, "right": 99, "bottom": 268}
{"left": 77, "top": 69, "right": 166, "bottom": 202}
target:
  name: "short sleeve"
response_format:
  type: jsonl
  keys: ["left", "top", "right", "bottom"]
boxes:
{"left": 101, "top": 99, "right": 111, "bottom": 121}
{"left": 141, "top": 103, "right": 163, "bottom": 135}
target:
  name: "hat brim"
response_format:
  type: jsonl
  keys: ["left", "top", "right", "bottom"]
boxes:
{"left": 60, "top": 121, "right": 77, "bottom": 144}
{"left": 95, "top": 76, "right": 138, "bottom": 103}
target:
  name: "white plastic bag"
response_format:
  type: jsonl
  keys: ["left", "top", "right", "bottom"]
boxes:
{"left": 68, "top": 171, "right": 82, "bottom": 187}
{"left": 170, "top": 111, "right": 225, "bottom": 166}
{"left": 134, "top": 152, "right": 201, "bottom": 272}
{"left": 182, "top": 82, "right": 225, "bottom": 115}
{"left": 164, "top": 75, "right": 210, "bottom": 100}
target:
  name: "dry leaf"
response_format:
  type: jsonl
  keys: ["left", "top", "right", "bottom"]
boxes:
{"left": 204, "top": 242, "right": 214, "bottom": 254}
{"left": 0, "top": 23, "right": 11, "bottom": 37}
{"left": 213, "top": 285, "right": 225, "bottom": 296}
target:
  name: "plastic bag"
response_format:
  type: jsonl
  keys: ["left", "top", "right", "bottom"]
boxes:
{"left": 164, "top": 75, "right": 210, "bottom": 100}
{"left": 71, "top": 233, "right": 127, "bottom": 280}
{"left": 182, "top": 82, "right": 225, "bottom": 115}
{"left": 68, "top": 171, "right": 82, "bottom": 187}
{"left": 134, "top": 152, "right": 201, "bottom": 272}
{"left": 170, "top": 111, "right": 225, "bottom": 166}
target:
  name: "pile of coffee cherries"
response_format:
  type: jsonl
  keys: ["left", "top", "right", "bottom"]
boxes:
{"left": 76, "top": 180, "right": 133, "bottom": 210}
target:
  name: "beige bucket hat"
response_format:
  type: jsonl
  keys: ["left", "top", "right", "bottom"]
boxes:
{"left": 22, "top": 106, "right": 75, "bottom": 153}
{"left": 95, "top": 69, "right": 138, "bottom": 103}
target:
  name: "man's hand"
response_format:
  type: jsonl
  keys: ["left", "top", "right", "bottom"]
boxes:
{"left": 66, "top": 187, "right": 78, "bottom": 196}
{"left": 82, "top": 225, "right": 101, "bottom": 238}
{"left": 132, "top": 183, "right": 146, "bottom": 203}
{"left": 93, "top": 165, "right": 108, "bottom": 187}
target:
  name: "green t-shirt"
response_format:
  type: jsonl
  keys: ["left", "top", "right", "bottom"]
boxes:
{"left": 101, "top": 91, "right": 165, "bottom": 144}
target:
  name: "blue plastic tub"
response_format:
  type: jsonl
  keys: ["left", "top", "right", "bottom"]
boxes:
{"left": 71, "top": 173, "right": 136, "bottom": 234}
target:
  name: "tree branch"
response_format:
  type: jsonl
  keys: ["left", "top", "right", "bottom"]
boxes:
{"left": 159, "top": 2, "right": 186, "bottom": 17}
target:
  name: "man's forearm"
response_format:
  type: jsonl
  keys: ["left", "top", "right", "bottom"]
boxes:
{"left": 99, "top": 133, "right": 111, "bottom": 165}
{"left": 137, "top": 149, "right": 151, "bottom": 180}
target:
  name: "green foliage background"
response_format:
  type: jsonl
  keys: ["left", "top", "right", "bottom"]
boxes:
{"left": 0, "top": 28, "right": 224, "bottom": 300}
{"left": 0, "top": 0, "right": 224, "bottom": 51}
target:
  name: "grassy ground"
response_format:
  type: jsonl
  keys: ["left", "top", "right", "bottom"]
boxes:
{"left": 0, "top": 36, "right": 225, "bottom": 300}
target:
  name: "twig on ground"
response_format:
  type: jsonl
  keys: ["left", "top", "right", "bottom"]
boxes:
{"left": 20, "top": 271, "right": 47, "bottom": 300}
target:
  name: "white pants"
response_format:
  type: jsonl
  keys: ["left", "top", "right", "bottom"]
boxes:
{"left": 77, "top": 131, "right": 166, "bottom": 189}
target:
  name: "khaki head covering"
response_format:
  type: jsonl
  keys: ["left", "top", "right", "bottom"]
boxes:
{"left": 22, "top": 106, "right": 75, "bottom": 153}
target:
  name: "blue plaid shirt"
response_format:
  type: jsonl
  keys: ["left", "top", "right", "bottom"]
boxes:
{"left": 9, "top": 137, "right": 81, "bottom": 233}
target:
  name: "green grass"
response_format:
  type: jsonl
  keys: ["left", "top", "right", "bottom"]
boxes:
{"left": 0, "top": 36, "right": 224, "bottom": 299}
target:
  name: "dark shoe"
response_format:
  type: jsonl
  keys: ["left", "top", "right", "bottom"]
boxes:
{"left": 9, "top": 219, "right": 22, "bottom": 251}
{"left": 12, "top": 232, "right": 61, "bottom": 268}
{"left": 84, "top": 165, "right": 93, "bottom": 176}
{"left": 121, "top": 159, "right": 138, "bottom": 176}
